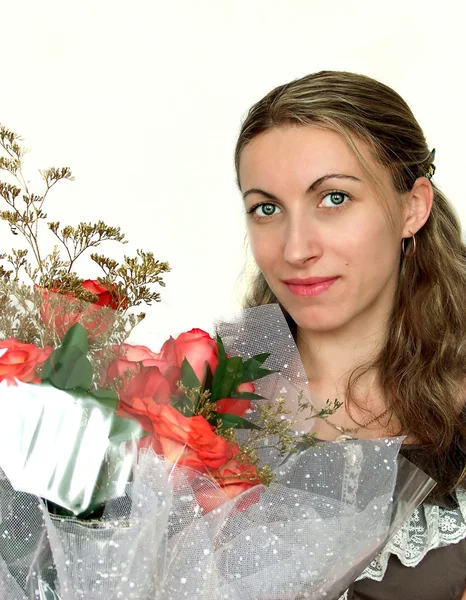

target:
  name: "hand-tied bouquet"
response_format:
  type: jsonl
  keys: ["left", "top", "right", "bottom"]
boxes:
{"left": 0, "top": 125, "right": 436, "bottom": 600}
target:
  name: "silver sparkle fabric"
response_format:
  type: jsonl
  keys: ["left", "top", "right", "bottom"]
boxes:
{"left": 0, "top": 441, "right": 434, "bottom": 600}
{"left": 0, "top": 304, "right": 436, "bottom": 599}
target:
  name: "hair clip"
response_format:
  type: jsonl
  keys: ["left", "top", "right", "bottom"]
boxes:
{"left": 426, "top": 148, "right": 436, "bottom": 180}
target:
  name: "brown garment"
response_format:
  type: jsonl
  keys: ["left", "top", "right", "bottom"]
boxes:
{"left": 347, "top": 540, "right": 466, "bottom": 599}
{"left": 347, "top": 443, "right": 466, "bottom": 600}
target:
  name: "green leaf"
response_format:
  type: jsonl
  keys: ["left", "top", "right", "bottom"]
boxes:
{"left": 242, "top": 354, "right": 275, "bottom": 383}
{"left": 175, "top": 402, "right": 195, "bottom": 416}
{"left": 42, "top": 347, "right": 93, "bottom": 390}
{"left": 62, "top": 323, "right": 89, "bottom": 353}
{"left": 180, "top": 357, "right": 201, "bottom": 389}
{"left": 170, "top": 393, "right": 194, "bottom": 415}
{"left": 41, "top": 323, "right": 93, "bottom": 390}
{"left": 211, "top": 356, "right": 244, "bottom": 402}
{"left": 203, "top": 362, "right": 214, "bottom": 391}
{"left": 211, "top": 338, "right": 274, "bottom": 398}
{"left": 226, "top": 391, "right": 265, "bottom": 401}
{"left": 108, "top": 415, "right": 145, "bottom": 443}
{"left": 216, "top": 334, "right": 227, "bottom": 362}
{"left": 217, "top": 412, "right": 262, "bottom": 431}
{"left": 90, "top": 388, "right": 119, "bottom": 411}
{"left": 247, "top": 352, "right": 270, "bottom": 366}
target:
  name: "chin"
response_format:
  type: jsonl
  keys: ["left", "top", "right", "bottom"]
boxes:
{"left": 284, "top": 305, "right": 349, "bottom": 334}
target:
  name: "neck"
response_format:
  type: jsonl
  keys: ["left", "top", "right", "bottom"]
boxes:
{"left": 297, "top": 307, "right": 390, "bottom": 401}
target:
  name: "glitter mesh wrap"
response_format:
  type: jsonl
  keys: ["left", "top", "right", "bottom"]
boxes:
{"left": 0, "top": 305, "right": 435, "bottom": 599}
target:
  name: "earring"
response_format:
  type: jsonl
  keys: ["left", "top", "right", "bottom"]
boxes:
{"left": 401, "top": 231, "right": 416, "bottom": 259}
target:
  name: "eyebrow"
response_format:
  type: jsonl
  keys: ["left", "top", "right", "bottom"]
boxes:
{"left": 242, "top": 173, "right": 362, "bottom": 201}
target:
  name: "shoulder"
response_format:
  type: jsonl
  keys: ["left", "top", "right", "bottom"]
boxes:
{"left": 400, "top": 431, "right": 465, "bottom": 506}
{"left": 349, "top": 536, "right": 466, "bottom": 599}
{"left": 347, "top": 490, "right": 466, "bottom": 598}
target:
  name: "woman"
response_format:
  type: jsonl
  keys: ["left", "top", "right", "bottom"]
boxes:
{"left": 235, "top": 71, "right": 466, "bottom": 599}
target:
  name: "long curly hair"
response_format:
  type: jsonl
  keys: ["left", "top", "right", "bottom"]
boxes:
{"left": 234, "top": 71, "right": 466, "bottom": 498}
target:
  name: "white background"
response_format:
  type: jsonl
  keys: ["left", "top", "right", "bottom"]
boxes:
{"left": 2, "top": 0, "right": 465, "bottom": 347}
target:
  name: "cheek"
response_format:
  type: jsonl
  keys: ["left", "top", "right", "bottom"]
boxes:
{"left": 248, "top": 228, "right": 282, "bottom": 271}
{"left": 340, "top": 219, "right": 399, "bottom": 280}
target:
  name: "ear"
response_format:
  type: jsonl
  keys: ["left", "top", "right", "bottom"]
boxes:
{"left": 402, "top": 177, "right": 434, "bottom": 237}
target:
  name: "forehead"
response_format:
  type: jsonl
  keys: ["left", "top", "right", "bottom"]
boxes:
{"left": 239, "top": 125, "right": 380, "bottom": 191}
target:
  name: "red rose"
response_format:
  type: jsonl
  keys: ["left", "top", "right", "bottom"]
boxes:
{"left": 80, "top": 280, "right": 121, "bottom": 309}
{"left": 216, "top": 382, "right": 255, "bottom": 417}
{"left": 117, "top": 371, "right": 180, "bottom": 437}
{"left": 118, "top": 364, "right": 178, "bottom": 412}
{"left": 159, "top": 329, "right": 218, "bottom": 385}
{"left": 213, "top": 451, "right": 262, "bottom": 499}
{"left": 194, "top": 449, "right": 263, "bottom": 513}
{"left": 109, "top": 344, "right": 181, "bottom": 420}
{"left": 36, "top": 280, "right": 122, "bottom": 340}
{"left": 149, "top": 403, "right": 232, "bottom": 471}
{"left": 114, "top": 344, "right": 160, "bottom": 366}
{"left": 103, "top": 343, "right": 161, "bottom": 388}
{"left": 0, "top": 339, "right": 52, "bottom": 384}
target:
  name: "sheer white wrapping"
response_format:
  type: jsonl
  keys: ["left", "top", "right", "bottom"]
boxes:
{"left": 0, "top": 304, "right": 436, "bottom": 599}
{"left": 0, "top": 437, "right": 436, "bottom": 600}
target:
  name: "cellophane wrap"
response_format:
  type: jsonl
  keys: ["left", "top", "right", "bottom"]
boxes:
{"left": 0, "top": 304, "right": 436, "bottom": 599}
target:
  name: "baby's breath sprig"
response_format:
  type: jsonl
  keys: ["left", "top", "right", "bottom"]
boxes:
{"left": 0, "top": 123, "right": 170, "bottom": 343}
{"left": 213, "top": 395, "right": 342, "bottom": 487}
{"left": 92, "top": 250, "right": 170, "bottom": 307}
{"left": 0, "top": 125, "right": 74, "bottom": 275}
{"left": 47, "top": 221, "right": 126, "bottom": 275}
{"left": 0, "top": 280, "right": 40, "bottom": 343}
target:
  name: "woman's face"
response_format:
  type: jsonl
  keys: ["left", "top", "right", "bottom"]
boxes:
{"left": 239, "top": 125, "right": 407, "bottom": 334}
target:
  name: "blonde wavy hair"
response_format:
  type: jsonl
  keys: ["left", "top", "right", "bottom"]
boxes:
{"left": 234, "top": 71, "right": 466, "bottom": 497}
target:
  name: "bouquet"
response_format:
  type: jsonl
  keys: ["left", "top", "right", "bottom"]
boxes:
{"left": 0, "top": 125, "right": 436, "bottom": 600}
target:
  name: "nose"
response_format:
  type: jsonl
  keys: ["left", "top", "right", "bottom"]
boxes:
{"left": 283, "top": 215, "right": 322, "bottom": 266}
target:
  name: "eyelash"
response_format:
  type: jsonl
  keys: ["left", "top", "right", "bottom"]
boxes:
{"left": 246, "top": 190, "right": 353, "bottom": 220}
{"left": 319, "top": 190, "right": 353, "bottom": 210}
{"left": 245, "top": 202, "right": 279, "bottom": 219}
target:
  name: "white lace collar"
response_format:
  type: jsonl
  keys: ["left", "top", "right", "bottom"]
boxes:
{"left": 339, "top": 488, "right": 466, "bottom": 599}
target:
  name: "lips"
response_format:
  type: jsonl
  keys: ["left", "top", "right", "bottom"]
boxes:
{"left": 283, "top": 276, "right": 338, "bottom": 286}
{"left": 282, "top": 276, "right": 339, "bottom": 298}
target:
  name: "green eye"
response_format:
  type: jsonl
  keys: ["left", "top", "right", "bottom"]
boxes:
{"left": 249, "top": 203, "right": 281, "bottom": 218}
{"left": 321, "top": 192, "right": 350, "bottom": 208}
{"left": 259, "top": 203, "right": 277, "bottom": 216}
